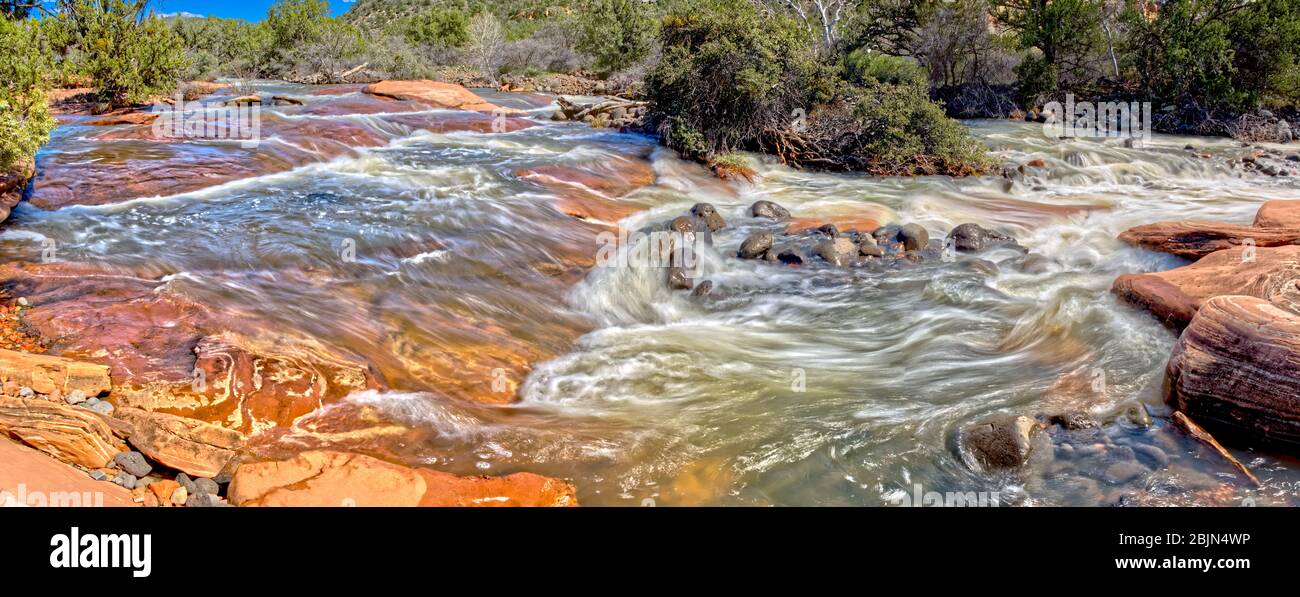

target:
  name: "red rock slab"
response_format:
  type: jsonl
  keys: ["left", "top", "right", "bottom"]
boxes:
{"left": 0, "top": 157, "right": 33, "bottom": 223}
{"left": 1112, "top": 244, "right": 1300, "bottom": 330}
{"left": 29, "top": 143, "right": 301, "bottom": 209}
{"left": 114, "top": 407, "right": 244, "bottom": 478}
{"left": 296, "top": 94, "right": 425, "bottom": 117}
{"left": 83, "top": 112, "right": 159, "bottom": 126}
{"left": 1, "top": 262, "right": 211, "bottom": 384}
{"left": 952, "top": 196, "right": 1106, "bottom": 228}
{"left": 0, "top": 438, "right": 136, "bottom": 507}
{"left": 784, "top": 207, "right": 891, "bottom": 235}
{"left": 1118, "top": 221, "right": 1300, "bottom": 260}
{"left": 228, "top": 450, "right": 577, "bottom": 507}
{"left": 1253, "top": 199, "right": 1300, "bottom": 228}
{"left": 1167, "top": 295, "right": 1300, "bottom": 449}
{"left": 309, "top": 84, "right": 368, "bottom": 96}
{"left": 0, "top": 348, "right": 111, "bottom": 397}
{"left": 0, "top": 262, "right": 386, "bottom": 435}
{"left": 363, "top": 80, "right": 516, "bottom": 114}
{"left": 172, "top": 332, "right": 383, "bottom": 434}
{"left": 383, "top": 111, "right": 537, "bottom": 135}
{"left": 516, "top": 157, "right": 656, "bottom": 226}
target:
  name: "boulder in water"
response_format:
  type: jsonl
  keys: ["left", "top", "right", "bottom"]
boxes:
{"left": 959, "top": 416, "right": 1039, "bottom": 471}
{"left": 813, "top": 238, "right": 858, "bottom": 267}
{"left": 749, "top": 200, "right": 791, "bottom": 221}
{"left": 946, "top": 223, "right": 1021, "bottom": 253}
{"left": 1166, "top": 295, "right": 1300, "bottom": 449}
{"left": 898, "top": 224, "right": 929, "bottom": 252}
{"left": 691, "top": 203, "right": 726, "bottom": 233}
{"left": 738, "top": 232, "right": 774, "bottom": 259}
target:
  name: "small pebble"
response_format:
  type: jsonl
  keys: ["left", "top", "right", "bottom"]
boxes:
{"left": 89, "top": 470, "right": 108, "bottom": 481}
{"left": 87, "top": 400, "right": 114, "bottom": 415}
{"left": 112, "top": 471, "right": 137, "bottom": 490}
{"left": 17, "top": 386, "right": 33, "bottom": 398}
{"left": 16, "top": 297, "right": 28, "bottom": 307}
{"left": 170, "top": 486, "right": 188, "bottom": 506}
{"left": 113, "top": 451, "right": 153, "bottom": 478}
{"left": 194, "top": 477, "right": 220, "bottom": 496}
{"left": 176, "top": 473, "right": 197, "bottom": 495}
{"left": 64, "top": 389, "right": 88, "bottom": 405}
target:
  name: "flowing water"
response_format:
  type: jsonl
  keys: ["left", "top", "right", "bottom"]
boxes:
{"left": 9, "top": 82, "right": 1300, "bottom": 506}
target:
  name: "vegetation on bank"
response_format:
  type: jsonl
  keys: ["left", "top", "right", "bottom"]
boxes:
{"left": 0, "top": 14, "right": 55, "bottom": 172}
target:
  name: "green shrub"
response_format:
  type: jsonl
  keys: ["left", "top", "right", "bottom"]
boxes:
{"left": 647, "top": 0, "right": 987, "bottom": 175}
{"left": 0, "top": 16, "right": 55, "bottom": 171}
{"left": 576, "top": 0, "right": 657, "bottom": 76}
{"left": 397, "top": 8, "right": 469, "bottom": 48}
{"left": 647, "top": 0, "right": 832, "bottom": 159}
{"left": 49, "top": 0, "right": 188, "bottom": 107}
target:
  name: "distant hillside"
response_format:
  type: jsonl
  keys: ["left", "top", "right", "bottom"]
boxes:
{"left": 342, "top": 0, "right": 579, "bottom": 31}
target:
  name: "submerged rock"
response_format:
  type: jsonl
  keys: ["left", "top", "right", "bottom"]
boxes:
{"left": 667, "top": 267, "right": 693, "bottom": 291}
{"left": 1118, "top": 220, "right": 1300, "bottom": 260}
{"left": 959, "top": 416, "right": 1039, "bottom": 472}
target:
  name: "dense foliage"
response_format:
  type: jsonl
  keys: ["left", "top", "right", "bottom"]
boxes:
{"left": 0, "top": 15, "right": 55, "bottom": 171}
{"left": 647, "top": 0, "right": 990, "bottom": 175}
{"left": 46, "top": 0, "right": 188, "bottom": 107}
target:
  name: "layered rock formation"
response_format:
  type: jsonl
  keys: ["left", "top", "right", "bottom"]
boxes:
{"left": 228, "top": 450, "right": 577, "bottom": 507}
{"left": 0, "top": 157, "right": 34, "bottom": 223}
{"left": 1167, "top": 296, "right": 1300, "bottom": 448}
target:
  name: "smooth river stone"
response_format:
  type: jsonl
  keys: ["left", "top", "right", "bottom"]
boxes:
{"left": 1166, "top": 295, "right": 1300, "bottom": 449}
{"left": 1112, "top": 244, "right": 1300, "bottom": 330}
{"left": 1252, "top": 199, "right": 1300, "bottom": 228}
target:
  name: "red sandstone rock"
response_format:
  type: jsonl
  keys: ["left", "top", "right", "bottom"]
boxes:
{"left": 0, "top": 397, "right": 121, "bottom": 468}
{"left": 0, "top": 157, "right": 34, "bottom": 223}
{"left": 83, "top": 112, "right": 159, "bottom": 126}
{"left": 1252, "top": 199, "right": 1300, "bottom": 228}
{"left": 228, "top": 450, "right": 578, "bottom": 507}
{"left": 0, "top": 438, "right": 136, "bottom": 507}
{"left": 0, "top": 348, "right": 111, "bottom": 397}
{"left": 1118, "top": 220, "right": 1300, "bottom": 259}
{"left": 515, "top": 157, "right": 656, "bottom": 226}
{"left": 363, "top": 80, "right": 514, "bottom": 113}
{"left": 1166, "top": 295, "right": 1300, "bottom": 448}
{"left": 114, "top": 407, "right": 244, "bottom": 478}
{"left": 1112, "top": 244, "right": 1300, "bottom": 330}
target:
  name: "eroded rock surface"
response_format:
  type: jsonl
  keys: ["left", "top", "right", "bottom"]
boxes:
{"left": 228, "top": 450, "right": 577, "bottom": 507}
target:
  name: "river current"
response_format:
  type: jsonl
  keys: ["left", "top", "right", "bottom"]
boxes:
{"left": 9, "top": 82, "right": 1300, "bottom": 506}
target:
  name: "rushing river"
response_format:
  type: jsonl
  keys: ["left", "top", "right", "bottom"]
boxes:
{"left": 8, "top": 82, "right": 1300, "bottom": 506}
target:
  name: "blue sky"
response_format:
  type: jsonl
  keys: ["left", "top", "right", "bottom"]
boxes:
{"left": 149, "top": 0, "right": 352, "bottom": 22}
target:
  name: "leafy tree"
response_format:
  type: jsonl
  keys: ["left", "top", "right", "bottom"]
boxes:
{"left": 576, "top": 0, "right": 657, "bottom": 76}
{"left": 49, "top": 0, "right": 188, "bottom": 107}
{"left": 994, "top": 0, "right": 1106, "bottom": 102}
{"left": 398, "top": 8, "right": 469, "bottom": 48}
{"left": 266, "top": 0, "right": 330, "bottom": 49}
{"left": 0, "top": 16, "right": 55, "bottom": 171}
